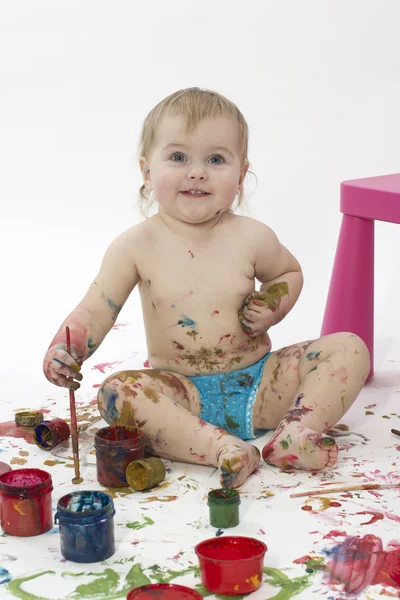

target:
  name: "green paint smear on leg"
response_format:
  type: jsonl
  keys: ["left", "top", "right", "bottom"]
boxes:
{"left": 126, "top": 516, "right": 154, "bottom": 530}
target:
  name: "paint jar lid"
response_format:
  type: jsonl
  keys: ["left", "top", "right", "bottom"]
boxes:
{"left": 15, "top": 411, "right": 44, "bottom": 427}
{"left": 208, "top": 489, "right": 240, "bottom": 506}
{"left": 55, "top": 491, "right": 115, "bottom": 525}
{"left": 126, "top": 583, "right": 203, "bottom": 599}
{"left": 0, "top": 468, "right": 53, "bottom": 499}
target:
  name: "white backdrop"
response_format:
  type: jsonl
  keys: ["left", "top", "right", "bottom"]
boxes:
{"left": 1, "top": 0, "right": 400, "bottom": 396}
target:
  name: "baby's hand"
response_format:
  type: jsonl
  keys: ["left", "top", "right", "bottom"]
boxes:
{"left": 43, "top": 345, "right": 83, "bottom": 390}
{"left": 238, "top": 292, "right": 277, "bottom": 337}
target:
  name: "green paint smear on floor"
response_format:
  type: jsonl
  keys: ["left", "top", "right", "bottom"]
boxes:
{"left": 6, "top": 562, "right": 314, "bottom": 600}
{"left": 125, "top": 516, "right": 155, "bottom": 530}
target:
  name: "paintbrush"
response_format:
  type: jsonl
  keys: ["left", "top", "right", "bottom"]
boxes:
{"left": 290, "top": 482, "right": 400, "bottom": 498}
{"left": 66, "top": 326, "right": 83, "bottom": 485}
{"left": 391, "top": 428, "right": 400, "bottom": 438}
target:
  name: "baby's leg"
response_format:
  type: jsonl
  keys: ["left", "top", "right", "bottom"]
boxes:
{"left": 97, "top": 369, "right": 260, "bottom": 488}
{"left": 252, "top": 333, "right": 370, "bottom": 470}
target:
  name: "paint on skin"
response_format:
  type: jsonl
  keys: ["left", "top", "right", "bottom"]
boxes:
{"left": 284, "top": 405, "right": 313, "bottom": 423}
{"left": 306, "top": 351, "right": 321, "bottom": 361}
{"left": 249, "top": 282, "right": 289, "bottom": 312}
{"left": 100, "top": 292, "right": 122, "bottom": 321}
{"left": 188, "top": 250, "right": 195, "bottom": 259}
{"left": 189, "top": 448, "right": 207, "bottom": 461}
{"left": 87, "top": 337, "right": 97, "bottom": 357}
{"left": 294, "top": 393, "right": 304, "bottom": 407}
{"left": 211, "top": 310, "right": 220, "bottom": 316}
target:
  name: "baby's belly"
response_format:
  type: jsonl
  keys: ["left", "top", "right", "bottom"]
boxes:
{"left": 145, "top": 313, "right": 272, "bottom": 376}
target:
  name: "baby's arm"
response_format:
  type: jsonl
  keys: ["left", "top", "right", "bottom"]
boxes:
{"left": 239, "top": 222, "right": 303, "bottom": 336}
{"left": 43, "top": 229, "right": 139, "bottom": 388}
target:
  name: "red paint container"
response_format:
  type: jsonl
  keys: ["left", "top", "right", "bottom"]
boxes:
{"left": 195, "top": 536, "right": 267, "bottom": 595}
{"left": 126, "top": 583, "right": 202, "bottom": 599}
{"left": 34, "top": 418, "right": 70, "bottom": 450}
{"left": 0, "top": 468, "right": 53, "bottom": 536}
{"left": 95, "top": 426, "right": 145, "bottom": 488}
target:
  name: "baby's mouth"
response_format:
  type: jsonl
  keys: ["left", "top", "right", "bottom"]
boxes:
{"left": 181, "top": 190, "right": 211, "bottom": 198}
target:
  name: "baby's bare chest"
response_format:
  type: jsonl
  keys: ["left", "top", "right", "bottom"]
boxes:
{"left": 136, "top": 238, "right": 255, "bottom": 312}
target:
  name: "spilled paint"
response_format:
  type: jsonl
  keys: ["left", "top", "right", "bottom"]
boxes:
{"left": 0, "top": 421, "right": 35, "bottom": 444}
{"left": 125, "top": 516, "right": 154, "bottom": 530}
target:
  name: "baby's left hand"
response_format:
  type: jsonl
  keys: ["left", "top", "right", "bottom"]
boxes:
{"left": 238, "top": 292, "right": 276, "bottom": 337}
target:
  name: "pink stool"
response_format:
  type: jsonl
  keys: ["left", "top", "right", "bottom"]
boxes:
{"left": 321, "top": 173, "right": 400, "bottom": 381}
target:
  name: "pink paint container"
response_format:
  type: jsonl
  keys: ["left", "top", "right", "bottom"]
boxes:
{"left": 127, "top": 584, "right": 203, "bottom": 599}
{"left": 195, "top": 536, "right": 267, "bottom": 595}
{"left": 0, "top": 468, "right": 53, "bottom": 536}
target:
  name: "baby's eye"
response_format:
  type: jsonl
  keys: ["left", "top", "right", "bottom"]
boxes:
{"left": 170, "top": 153, "right": 186, "bottom": 162}
{"left": 208, "top": 155, "right": 224, "bottom": 165}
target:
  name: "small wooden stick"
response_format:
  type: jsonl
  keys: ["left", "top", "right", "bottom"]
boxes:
{"left": 391, "top": 428, "right": 400, "bottom": 438}
{"left": 66, "top": 326, "right": 83, "bottom": 485}
{"left": 290, "top": 482, "right": 400, "bottom": 498}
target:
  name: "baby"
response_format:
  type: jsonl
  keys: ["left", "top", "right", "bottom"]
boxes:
{"left": 43, "top": 88, "right": 370, "bottom": 489}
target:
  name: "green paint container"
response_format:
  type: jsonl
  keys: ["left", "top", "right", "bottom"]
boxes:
{"left": 207, "top": 488, "right": 240, "bottom": 528}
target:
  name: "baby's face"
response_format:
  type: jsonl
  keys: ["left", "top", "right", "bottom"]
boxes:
{"left": 141, "top": 115, "right": 247, "bottom": 224}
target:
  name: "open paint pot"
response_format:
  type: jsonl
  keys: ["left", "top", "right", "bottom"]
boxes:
{"left": 55, "top": 490, "right": 115, "bottom": 562}
{"left": 0, "top": 468, "right": 53, "bottom": 536}
{"left": 34, "top": 418, "right": 70, "bottom": 450}
{"left": 15, "top": 411, "right": 44, "bottom": 427}
{"left": 126, "top": 583, "right": 203, "bottom": 599}
{"left": 95, "top": 426, "right": 145, "bottom": 488}
{"left": 126, "top": 457, "right": 166, "bottom": 491}
{"left": 208, "top": 489, "right": 240, "bottom": 528}
{"left": 195, "top": 536, "right": 267, "bottom": 595}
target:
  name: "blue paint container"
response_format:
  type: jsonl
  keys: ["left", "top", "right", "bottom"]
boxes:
{"left": 55, "top": 491, "right": 115, "bottom": 563}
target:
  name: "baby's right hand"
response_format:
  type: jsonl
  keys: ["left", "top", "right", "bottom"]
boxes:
{"left": 43, "top": 345, "right": 83, "bottom": 390}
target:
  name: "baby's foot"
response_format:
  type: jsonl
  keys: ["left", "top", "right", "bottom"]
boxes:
{"left": 217, "top": 442, "right": 260, "bottom": 488}
{"left": 262, "top": 422, "right": 338, "bottom": 470}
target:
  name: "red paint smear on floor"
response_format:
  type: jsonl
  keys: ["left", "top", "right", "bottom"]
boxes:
{"left": 92, "top": 361, "right": 123, "bottom": 374}
{"left": 323, "top": 530, "right": 348, "bottom": 540}
{"left": 325, "top": 534, "right": 400, "bottom": 595}
{"left": 356, "top": 510, "right": 384, "bottom": 525}
{"left": 0, "top": 421, "right": 35, "bottom": 444}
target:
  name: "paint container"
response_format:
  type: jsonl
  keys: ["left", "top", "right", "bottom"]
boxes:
{"left": 208, "top": 489, "right": 240, "bottom": 528}
{"left": 125, "top": 457, "right": 166, "bottom": 491}
{"left": 195, "top": 536, "right": 267, "bottom": 595}
{"left": 95, "top": 426, "right": 145, "bottom": 488}
{"left": 55, "top": 490, "right": 115, "bottom": 563}
{"left": 126, "top": 584, "right": 203, "bottom": 599}
{"left": 0, "top": 468, "right": 53, "bottom": 536}
{"left": 15, "top": 411, "right": 44, "bottom": 427}
{"left": 34, "top": 418, "right": 70, "bottom": 450}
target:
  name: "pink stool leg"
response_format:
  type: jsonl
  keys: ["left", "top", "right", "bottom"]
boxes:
{"left": 321, "top": 214, "right": 374, "bottom": 380}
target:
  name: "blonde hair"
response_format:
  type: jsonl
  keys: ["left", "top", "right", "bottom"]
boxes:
{"left": 137, "top": 87, "right": 250, "bottom": 216}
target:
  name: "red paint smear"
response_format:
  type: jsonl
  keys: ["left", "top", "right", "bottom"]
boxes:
{"left": 293, "top": 555, "right": 312, "bottom": 564}
{"left": 323, "top": 530, "right": 348, "bottom": 540}
{"left": 386, "top": 512, "right": 400, "bottom": 523}
{"left": 330, "top": 502, "right": 342, "bottom": 508}
{"left": 92, "top": 361, "right": 123, "bottom": 373}
{"left": 92, "top": 384, "right": 101, "bottom": 388}
{"left": 356, "top": 511, "right": 384, "bottom": 525}
{"left": 259, "top": 528, "right": 266, "bottom": 535}
{"left": 112, "top": 323, "right": 128, "bottom": 330}
{"left": 211, "top": 310, "right": 220, "bottom": 316}
{"left": 302, "top": 505, "right": 313, "bottom": 511}
{"left": 325, "top": 534, "right": 400, "bottom": 594}
{"left": 0, "top": 421, "right": 35, "bottom": 444}
{"left": 143, "top": 360, "right": 150, "bottom": 368}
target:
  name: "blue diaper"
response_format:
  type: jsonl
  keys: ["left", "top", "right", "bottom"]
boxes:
{"left": 188, "top": 353, "right": 270, "bottom": 440}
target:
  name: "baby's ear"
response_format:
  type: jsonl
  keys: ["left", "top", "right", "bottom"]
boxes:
{"left": 140, "top": 157, "right": 152, "bottom": 189}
